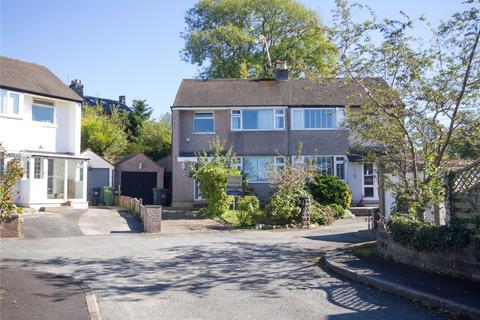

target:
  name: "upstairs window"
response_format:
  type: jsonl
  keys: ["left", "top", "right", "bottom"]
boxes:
{"left": 292, "top": 108, "right": 343, "bottom": 129}
{"left": 231, "top": 108, "right": 284, "bottom": 130}
{"left": 0, "top": 89, "right": 21, "bottom": 115}
{"left": 32, "top": 100, "right": 54, "bottom": 124}
{"left": 193, "top": 112, "right": 214, "bottom": 133}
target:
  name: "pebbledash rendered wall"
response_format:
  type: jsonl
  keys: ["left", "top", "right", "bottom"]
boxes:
{"left": 171, "top": 109, "right": 354, "bottom": 207}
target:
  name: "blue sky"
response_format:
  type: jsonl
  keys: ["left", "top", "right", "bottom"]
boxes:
{"left": 1, "top": 0, "right": 463, "bottom": 118}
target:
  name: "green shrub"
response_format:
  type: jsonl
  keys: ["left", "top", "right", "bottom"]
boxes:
{"left": 310, "top": 201, "right": 335, "bottom": 225}
{"left": 266, "top": 191, "right": 306, "bottom": 226}
{"left": 236, "top": 195, "right": 260, "bottom": 226}
{"left": 328, "top": 203, "right": 345, "bottom": 219}
{"left": 190, "top": 138, "right": 240, "bottom": 218}
{"left": 0, "top": 158, "right": 24, "bottom": 218}
{"left": 388, "top": 214, "right": 473, "bottom": 252}
{"left": 308, "top": 175, "right": 352, "bottom": 209}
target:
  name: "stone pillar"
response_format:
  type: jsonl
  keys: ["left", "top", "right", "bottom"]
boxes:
{"left": 144, "top": 206, "right": 162, "bottom": 233}
{"left": 300, "top": 195, "right": 311, "bottom": 228}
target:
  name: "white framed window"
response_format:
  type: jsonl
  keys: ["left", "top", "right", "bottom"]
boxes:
{"left": 0, "top": 151, "right": 4, "bottom": 174}
{"left": 291, "top": 108, "right": 343, "bottom": 129}
{"left": 231, "top": 110, "right": 241, "bottom": 129}
{"left": 193, "top": 112, "right": 214, "bottom": 133}
{"left": 231, "top": 108, "right": 285, "bottom": 131}
{"left": 33, "top": 157, "right": 42, "bottom": 179}
{"left": 297, "top": 155, "right": 347, "bottom": 180}
{"left": 363, "top": 163, "right": 377, "bottom": 199}
{"left": 194, "top": 179, "right": 203, "bottom": 200}
{"left": 241, "top": 156, "right": 284, "bottom": 182}
{"left": 0, "top": 89, "right": 22, "bottom": 116}
{"left": 32, "top": 99, "right": 54, "bottom": 123}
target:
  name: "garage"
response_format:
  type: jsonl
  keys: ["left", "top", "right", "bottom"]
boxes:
{"left": 121, "top": 172, "right": 157, "bottom": 204}
{"left": 81, "top": 149, "right": 114, "bottom": 205}
{"left": 115, "top": 153, "right": 165, "bottom": 205}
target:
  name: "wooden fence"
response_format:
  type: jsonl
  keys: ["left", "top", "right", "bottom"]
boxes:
{"left": 116, "top": 195, "right": 162, "bottom": 233}
{"left": 448, "top": 159, "right": 480, "bottom": 233}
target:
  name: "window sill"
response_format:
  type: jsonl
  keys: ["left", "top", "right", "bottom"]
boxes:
{"left": 192, "top": 132, "right": 216, "bottom": 135}
{"left": 0, "top": 113, "right": 23, "bottom": 120}
{"left": 231, "top": 129, "right": 285, "bottom": 132}
{"left": 31, "top": 121, "right": 58, "bottom": 128}
{"left": 290, "top": 128, "right": 347, "bottom": 131}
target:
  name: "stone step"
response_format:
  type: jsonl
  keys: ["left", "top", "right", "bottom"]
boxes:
{"left": 349, "top": 206, "right": 379, "bottom": 216}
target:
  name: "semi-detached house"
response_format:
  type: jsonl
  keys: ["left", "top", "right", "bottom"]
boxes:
{"left": 171, "top": 63, "right": 387, "bottom": 208}
{"left": 0, "top": 56, "right": 88, "bottom": 209}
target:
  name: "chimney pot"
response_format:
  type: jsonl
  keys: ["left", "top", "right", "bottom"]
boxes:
{"left": 69, "top": 79, "right": 84, "bottom": 97}
{"left": 274, "top": 60, "right": 288, "bottom": 80}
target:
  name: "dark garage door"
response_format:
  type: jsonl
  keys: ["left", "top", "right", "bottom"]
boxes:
{"left": 121, "top": 172, "right": 157, "bottom": 205}
{"left": 87, "top": 168, "right": 110, "bottom": 204}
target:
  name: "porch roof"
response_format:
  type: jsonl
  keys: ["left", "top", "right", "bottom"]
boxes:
{"left": 19, "top": 150, "right": 89, "bottom": 160}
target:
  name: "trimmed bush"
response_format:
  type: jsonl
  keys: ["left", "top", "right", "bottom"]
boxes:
{"left": 266, "top": 191, "right": 303, "bottom": 226}
{"left": 310, "top": 201, "right": 335, "bottom": 225}
{"left": 387, "top": 214, "right": 473, "bottom": 252}
{"left": 308, "top": 175, "right": 352, "bottom": 209}
{"left": 236, "top": 195, "right": 260, "bottom": 226}
{"left": 328, "top": 203, "right": 345, "bottom": 219}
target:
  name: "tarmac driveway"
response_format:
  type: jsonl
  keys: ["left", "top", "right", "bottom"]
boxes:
{"left": 22, "top": 207, "right": 143, "bottom": 239}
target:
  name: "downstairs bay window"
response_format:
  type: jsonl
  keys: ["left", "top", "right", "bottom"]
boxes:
{"left": 241, "top": 156, "right": 284, "bottom": 182}
{"left": 299, "top": 155, "right": 346, "bottom": 180}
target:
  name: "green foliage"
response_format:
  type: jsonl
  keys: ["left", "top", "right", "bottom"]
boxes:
{"left": 447, "top": 110, "right": 480, "bottom": 160}
{"left": 310, "top": 200, "right": 335, "bottom": 226}
{"left": 236, "top": 195, "right": 260, "bottom": 226}
{"left": 182, "top": 0, "right": 337, "bottom": 78}
{"left": 127, "top": 99, "right": 153, "bottom": 139}
{"left": 266, "top": 191, "right": 303, "bottom": 226}
{"left": 331, "top": 0, "right": 480, "bottom": 220}
{"left": 308, "top": 174, "right": 352, "bottom": 209}
{"left": 190, "top": 138, "right": 240, "bottom": 217}
{"left": 81, "top": 104, "right": 129, "bottom": 162}
{"left": 388, "top": 214, "right": 474, "bottom": 252}
{"left": 0, "top": 158, "right": 23, "bottom": 218}
{"left": 328, "top": 203, "right": 346, "bottom": 219}
{"left": 128, "top": 114, "right": 171, "bottom": 160}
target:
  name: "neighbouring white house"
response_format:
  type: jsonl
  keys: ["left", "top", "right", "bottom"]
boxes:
{"left": 0, "top": 56, "right": 88, "bottom": 209}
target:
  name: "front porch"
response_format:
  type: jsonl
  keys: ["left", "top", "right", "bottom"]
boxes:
{"left": 13, "top": 151, "right": 89, "bottom": 209}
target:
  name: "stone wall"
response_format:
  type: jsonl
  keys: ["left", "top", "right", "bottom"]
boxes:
{"left": 0, "top": 214, "right": 21, "bottom": 238}
{"left": 117, "top": 195, "right": 162, "bottom": 233}
{"left": 377, "top": 231, "right": 480, "bottom": 282}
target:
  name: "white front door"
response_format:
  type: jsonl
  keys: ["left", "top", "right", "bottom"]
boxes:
{"left": 362, "top": 163, "right": 378, "bottom": 200}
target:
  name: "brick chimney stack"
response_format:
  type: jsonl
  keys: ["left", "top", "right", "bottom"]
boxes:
{"left": 274, "top": 60, "right": 288, "bottom": 80}
{"left": 69, "top": 79, "right": 84, "bottom": 97}
{"left": 119, "top": 95, "right": 126, "bottom": 105}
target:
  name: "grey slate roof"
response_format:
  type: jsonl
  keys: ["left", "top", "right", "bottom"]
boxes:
{"left": 172, "top": 78, "right": 387, "bottom": 108}
{"left": 0, "top": 56, "right": 83, "bottom": 102}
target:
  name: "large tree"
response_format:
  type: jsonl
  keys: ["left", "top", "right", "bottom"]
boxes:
{"left": 81, "top": 104, "right": 129, "bottom": 162}
{"left": 182, "top": 0, "right": 337, "bottom": 78}
{"left": 128, "top": 113, "right": 172, "bottom": 161}
{"left": 330, "top": 0, "right": 479, "bottom": 221}
{"left": 127, "top": 99, "right": 153, "bottom": 139}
